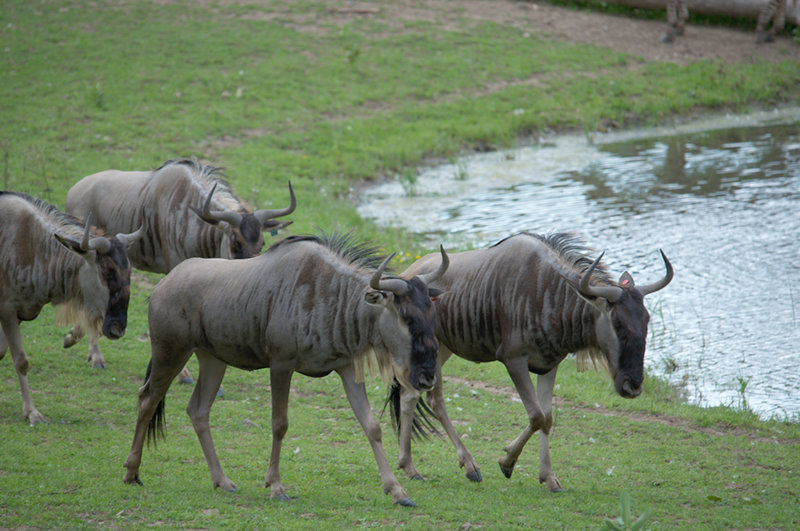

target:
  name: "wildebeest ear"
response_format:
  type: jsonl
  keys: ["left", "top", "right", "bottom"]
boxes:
{"left": 618, "top": 272, "right": 635, "bottom": 288}
{"left": 261, "top": 219, "right": 293, "bottom": 233}
{"left": 364, "top": 290, "right": 388, "bottom": 306}
{"left": 54, "top": 233, "right": 87, "bottom": 255}
{"left": 428, "top": 287, "right": 445, "bottom": 300}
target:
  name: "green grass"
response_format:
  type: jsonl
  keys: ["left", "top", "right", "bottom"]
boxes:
{"left": 2, "top": 1, "right": 799, "bottom": 529}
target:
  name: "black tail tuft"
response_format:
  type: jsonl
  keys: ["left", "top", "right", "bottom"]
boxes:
{"left": 382, "top": 380, "right": 442, "bottom": 440}
{"left": 143, "top": 358, "right": 167, "bottom": 448}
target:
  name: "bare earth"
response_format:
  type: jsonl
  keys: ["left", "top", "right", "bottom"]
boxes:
{"left": 302, "top": 0, "right": 799, "bottom": 64}
{"left": 191, "top": 0, "right": 799, "bottom": 63}
{"left": 399, "top": 0, "right": 800, "bottom": 65}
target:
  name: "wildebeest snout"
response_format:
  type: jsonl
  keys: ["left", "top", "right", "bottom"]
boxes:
{"left": 616, "top": 374, "right": 642, "bottom": 399}
{"left": 102, "top": 319, "right": 126, "bottom": 340}
{"left": 416, "top": 371, "right": 437, "bottom": 391}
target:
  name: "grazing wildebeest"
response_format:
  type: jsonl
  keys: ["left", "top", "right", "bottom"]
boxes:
{"left": 64, "top": 158, "right": 296, "bottom": 374}
{"left": 122, "top": 233, "right": 449, "bottom": 506}
{"left": 389, "top": 232, "right": 672, "bottom": 490}
{"left": 661, "top": 0, "right": 794, "bottom": 43}
{"left": 0, "top": 191, "right": 141, "bottom": 424}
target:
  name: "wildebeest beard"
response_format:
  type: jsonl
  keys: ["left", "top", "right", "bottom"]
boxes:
{"left": 96, "top": 238, "right": 132, "bottom": 339}
{"left": 610, "top": 288, "right": 649, "bottom": 396}
{"left": 397, "top": 277, "right": 438, "bottom": 390}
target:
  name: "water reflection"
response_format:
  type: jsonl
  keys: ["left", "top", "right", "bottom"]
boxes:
{"left": 358, "top": 110, "right": 800, "bottom": 419}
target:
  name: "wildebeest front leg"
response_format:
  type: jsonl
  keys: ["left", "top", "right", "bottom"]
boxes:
{"left": 397, "top": 386, "right": 425, "bottom": 480}
{"left": 338, "top": 365, "right": 416, "bottom": 507}
{"left": 86, "top": 331, "right": 106, "bottom": 369}
{"left": 264, "top": 367, "right": 293, "bottom": 501}
{"left": 1, "top": 318, "right": 45, "bottom": 425}
{"left": 399, "top": 349, "right": 482, "bottom": 482}
{"left": 62, "top": 324, "right": 107, "bottom": 369}
{"left": 187, "top": 350, "right": 234, "bottom": 492}
{"left": 535, "top": 367, "right": 562, "bottom": 492}
{"left": 497, "top": 355, "right": 549, "bottom": 482}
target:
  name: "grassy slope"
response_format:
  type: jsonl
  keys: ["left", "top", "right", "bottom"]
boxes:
{"left": 1, "top": 1, "right": 799, "bottom": 529}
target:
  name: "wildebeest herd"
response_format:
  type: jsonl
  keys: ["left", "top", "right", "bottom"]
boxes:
{"left": 0, "top": 158, "right": 672, "bottom": 507}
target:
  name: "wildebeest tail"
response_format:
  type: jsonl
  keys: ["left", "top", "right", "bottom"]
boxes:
{"left": 143, "top": 358, "right": 167, "bottom": 447}
{"left": 383, "top": 380, "right": 441, "bottom": 440}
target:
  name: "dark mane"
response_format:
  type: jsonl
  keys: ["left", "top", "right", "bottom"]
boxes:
{"left": 156, "top": 158, "right": 243, "bottom": 204}
{"left": 267, "top": 230, "right": 387, "bottom": 270}
{"left": 156, "top": 157, "right": 226, "bottom": 183}
{"left": 0, "top": 191, "right": 93, "bottom": 237}
{"left": 495, "top": 231, "right": 612, "bottom": 284}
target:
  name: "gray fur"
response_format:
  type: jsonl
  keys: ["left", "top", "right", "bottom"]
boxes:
{"left": 0, "top": 192, "right": 134, "bottom": 424}
{"left": 122, "top": 235, "right": 448, "bottom": 506}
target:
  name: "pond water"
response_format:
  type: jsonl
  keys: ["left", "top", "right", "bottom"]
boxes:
{"left": 358, "top": 108, "right": 800, "bottom": 420}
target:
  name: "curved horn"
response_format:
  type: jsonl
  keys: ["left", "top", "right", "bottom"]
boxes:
{"left": 115, "top": 210, "right": 146, "bottom": 248}
{"left": 637, "top": 250, "right": 674, "bottom": 297}
{"left": 80, "top": 212, "right": 112, "bottom": 254}
{"left": 254, "top": 181, "right": 297, "bottom": 227}
{"left": 370, "top": 252, "right": 409, "bottom": 295}
{"left": 418, "top": 244, "right": 449, "bottom": 285}
{"left": 197, "top": 183, "right": 243, "bottom": 228}
{"left": 579, "top": 252, "right": 623, "bottom": 303}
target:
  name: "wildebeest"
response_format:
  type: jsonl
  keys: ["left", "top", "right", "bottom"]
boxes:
{"left": 122, "top": 233, "right": 449, "bottom": 506}
{"left": 661, "top": 0, "right": 794, "bottom": 43}
{"left": 0, "top": 191, "right": 141, "bottom": 424}
{"left": 389, "top": 232, "right": 672, "bottom": 490}
{"left": 64, "top": 157, "right": 296, "bottom": 371}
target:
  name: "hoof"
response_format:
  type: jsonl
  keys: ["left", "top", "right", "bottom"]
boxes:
{"left": 273, "top": 493, "right": 291, "bottom": 502}
{"left": 93, "top": 363, "right": 107, "bottom": 370}
{"left": 755, "top": 31, "right": 774, "bottom": 43}
{"left": 410, "top": 474, "right": 424, "bottom": 481}
{"left": 466, "top": 470, "right": 483, "bottom": 483}
{"left": 178, "top": 377, "right": 194, "bottom": 385}
{"left": 124, "top": 476, "right": 144, "bottom": 486}
{"left": 395, "top": 497, "right": 417, "bottom": 507}
{"left": 499, "top": 463, "right": 514, "bottom": 479}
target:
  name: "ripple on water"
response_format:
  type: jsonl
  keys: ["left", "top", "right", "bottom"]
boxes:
{"left": 358, "top": 109, "right": 800, "bottom": 419}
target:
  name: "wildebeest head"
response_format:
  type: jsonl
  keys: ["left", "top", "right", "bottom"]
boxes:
{"left": 365, "top": 246, "right": 449, "bottom": 393}
{"left": 573, "top": 251, "right": 673, "bottom": 399}
{"left": 55, "top": 213, "right": 143, "bottom": 340}
{"left": 191, "top": 181, "right": 296, "bottom": 259}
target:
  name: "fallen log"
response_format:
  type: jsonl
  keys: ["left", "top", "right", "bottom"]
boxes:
{"left": 596, "top": 0, "right": 800, "bottom": 26}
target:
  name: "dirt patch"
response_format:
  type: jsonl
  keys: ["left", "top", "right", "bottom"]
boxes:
{"left": 196, "top": 0, "right": 799, "bottom": 64}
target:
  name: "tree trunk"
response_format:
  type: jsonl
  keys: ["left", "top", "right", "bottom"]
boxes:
{"left": 598, "top": 0, "right": 800, "bottom": 25}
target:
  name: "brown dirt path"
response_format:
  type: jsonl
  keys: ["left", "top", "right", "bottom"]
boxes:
{"left": 201, "top": 0, "right": 800, "bottom": 64}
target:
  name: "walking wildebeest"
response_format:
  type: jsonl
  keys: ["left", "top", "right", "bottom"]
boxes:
{"left": 65, "top": 158, "right": 296, "bottom": 375}
{"left": 662, "top": 0, "right": 794, "bottom": 43}
{"left": 388, "top": 232, "right": 672, "bottom": 490}
{"left": 122, "top": 233, "right": 449, "bottom": 506}
{"left": 0, "top": 191, "right": 141, "bottom": 424}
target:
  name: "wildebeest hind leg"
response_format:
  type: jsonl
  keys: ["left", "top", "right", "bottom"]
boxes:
{"left": 187, "top": 350, "right": 234, "bottom": 492}
{"left": 123, "top": 345, "right": 192, "bottom": 486}
{"left": 338, "top": 364, "right": 416, "bottom": 507}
